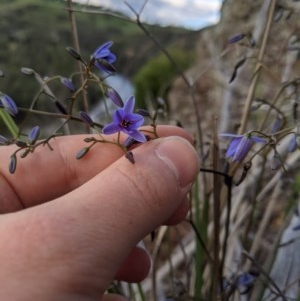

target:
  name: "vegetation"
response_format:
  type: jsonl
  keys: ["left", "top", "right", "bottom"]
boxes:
{"left": 0, "top": 0, "right": 196, "bottom": 109}
{"left": 4, "top": 1, "right": 300, "bottom": 301}
{"left": 134, "top": 48, "right": 195, "bottom": 108}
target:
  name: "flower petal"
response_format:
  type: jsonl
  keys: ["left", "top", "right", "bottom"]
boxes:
{"left": 124, "top": 96, "right": 135, "bottom": 115}
{"left": 92, "top": 41, "right": 113, "bottom": 59}
{"left": 250, "top": 136, "right": 267, "bottom": 143}
{"left": 114, "top": 109, "right": 125, "bottom": 124}
{"left": 226, "top": 137, "right": 242, "bottom": 158}
{"left": 128, "top": 130, "right": 147, "bottom": 143}
{"left": 233, "top": 136, "right": 252, "bottom": 162}
{"left": 102, "top": 122, "right": 119, "bottom": 135}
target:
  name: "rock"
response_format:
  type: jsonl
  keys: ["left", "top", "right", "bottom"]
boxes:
{"left": 168, "top": 0, "right": 300, "bottom": 138}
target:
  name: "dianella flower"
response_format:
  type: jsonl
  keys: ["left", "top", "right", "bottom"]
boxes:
{"left": 60, "top": 77, "right": 75, "bottom": 92}
{"left": 91, "top": 41, "right": 116, "bottom": 73}
{"left": 0, "top": 93, "right": 18, "bottom": 116}
{"left": 103, "top": 96, "right": 146, "bottom": 143}
{"left": 221, "top": 133, "right": 267, "bottom": 162}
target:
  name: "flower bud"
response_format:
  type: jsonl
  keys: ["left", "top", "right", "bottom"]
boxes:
{"left": 79, "top": 111, "right": 94, "bottom": 127}
{"left": 106, "top": 87, "right": 124, "bottom": 107}
{"left": 125, "top": 151, "right": 135, "bottom": 164}
{"left": 28, "top": 126, "right": 40, "bottom": 145}
{"left": 21, "top": 67, "right": 35, "bottom": 76}
{"left": 66, "top": 47, "right": 82, "bottom": 60}
{"left": 0, "top": 135, "right": 9, "bottom": 145}
{"left": 9, "top": 154, "right": 17, "bottom": 174}
{"left": 15, "top": 139, "right": 28, "bottom": 148}
{"left": 60, "top": 77, "right": 76, "bottom": 92}
{"left": 76, "top": 147, "right": 89, "bottom": 159}
{"left": 0, "top": 94, "right": 18, "bottom": 116}
{"left": 228, "top": 33, "right": 245, "bottom": 44}
{"left": 55, "top": 100, "right": 68, "bottom": 115}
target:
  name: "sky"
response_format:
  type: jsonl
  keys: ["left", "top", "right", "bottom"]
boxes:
{"left": 78, "top": 0, "right": 223, "bottom": 30}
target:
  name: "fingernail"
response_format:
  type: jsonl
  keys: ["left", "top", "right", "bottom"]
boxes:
{"left": 155, "top": 137, "right": 199, "bottom": 188}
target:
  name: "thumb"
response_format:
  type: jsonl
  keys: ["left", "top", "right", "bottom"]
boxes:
{"left": 0, "top": 136, "right": 199, "bottom": 299}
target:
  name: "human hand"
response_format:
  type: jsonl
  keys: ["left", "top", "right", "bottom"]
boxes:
{"left": 0, "top": 126, "right": 199, "bottom": 301}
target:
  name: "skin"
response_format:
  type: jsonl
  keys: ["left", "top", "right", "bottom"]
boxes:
{"left": 0, "top": 125, "right": 199, "bottom": 301}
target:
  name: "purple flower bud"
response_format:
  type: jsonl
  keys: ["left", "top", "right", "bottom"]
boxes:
{"left": 28, "top": 126, "right": 40, "bottom": 145}
{"left": 271, "top": 116, "right": 282, "bottom": 133}
{"left": 76, "top": 147, "right": 89, "bottom": 160}
{"left": 106, "top": 88, "right": 124, "bottom": 107}
{"left": 0, "top": 135, "right": 9, "bottom": 145}
{"left": 125, "top": 151, "right": 135, "bottom": 164}
{"left": 135, "top": 109, "right": 151, "bottom": 117}
{"left": 66, "top": 46, "right": 82, "bottom": 60}
{"left": 270, "top": 153, "right": 280, "bottom": 170}
{"left": 79, "top": 111, "right": 94, "bottom": 127}
{"left": 228, "top": 33, "right": 245, "bottom": 44}
{"left": 9, "top": 154, "right": 17, "bottom": 174}
{"left": 60, "top": 77, "right": 76, "bottom": 92}
{"left": 55, "top": 100, "right": 68, "bottom": 115}
{"left": 237, "top": 272, "right": 256, "bottom": 287}
{"left": 288, "top": 135, "right": 297, "bottom": 152}
{"left": 292, "top": 224, "right": 300, "bottom": 231}
{"left": 0, "top": 94, "right": 18, "bottom": 116}
{"left": 287, "top": 46, "right": 300, "bottom": 51}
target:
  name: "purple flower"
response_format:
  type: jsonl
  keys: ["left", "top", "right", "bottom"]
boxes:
{"left": 60, "top": 77, "right": 75, "bottom": 92}
{"left": 103, "top": 96, "right": 146, "bottom": 143}
{"left": 228, "top": 33, "right": 245, "bottom": 44}
{"left": 221, "top": 272, "right": 257, "bottom": 295}
{"left": 221, "top": 133, "right": 267, "bottom": 162}
{"left": 91, "top": 41, "right": 116, "bottom": 73}
{"left": 0, "top": 94, "right": 18, "bottom": 116}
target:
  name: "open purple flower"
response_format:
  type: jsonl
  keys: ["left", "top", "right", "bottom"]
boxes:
{"left": 221, "top": 133, "right": 267, "bottom": 162}
{"left": 103, "top": 96, "right": 146, "bottom": 143}
{"left": 91, "top": 41, "right": 116, "bottom": 73}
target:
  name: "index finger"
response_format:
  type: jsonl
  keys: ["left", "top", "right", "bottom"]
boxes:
{"left": 0, "top": 126, "right": 193, "bottom": 212}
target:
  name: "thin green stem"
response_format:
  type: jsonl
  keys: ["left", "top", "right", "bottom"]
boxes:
{"left": 0, "top": 109, "right": 19, "bottom": 138}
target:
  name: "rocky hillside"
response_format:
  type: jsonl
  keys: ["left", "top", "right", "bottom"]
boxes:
{"left": 168, "top": 0, "right": 300, "bottom": 137}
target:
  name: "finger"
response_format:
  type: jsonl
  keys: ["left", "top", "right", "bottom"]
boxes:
{"left": 0, "top": 136, "right": 199, "bottom": 298}
{"left": 165, "top": 196, "right": 190, "bottom": 225}
{"left": 114, "top": 246, "right": 151, "bottom": 282}
{"left": 102, "top": 294, "right": 129, "bottom": 301}
{"left": 0, "top": 125, "right": 193, "bottom": 212}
